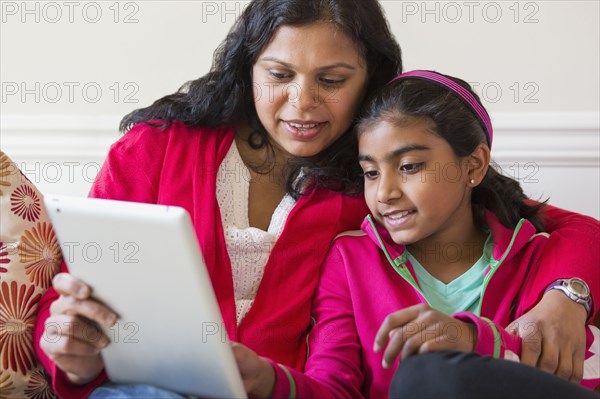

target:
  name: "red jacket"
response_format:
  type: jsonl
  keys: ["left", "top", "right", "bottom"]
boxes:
{"left": 33, "top": 121, "right": 369, "bottom": 398}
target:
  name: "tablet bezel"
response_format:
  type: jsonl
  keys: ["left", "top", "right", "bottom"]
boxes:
{"left": 44, "top": 194, "right": 247, "bottom": 399}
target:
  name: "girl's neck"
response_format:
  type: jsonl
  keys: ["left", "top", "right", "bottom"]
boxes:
{"left": 407, "top": 212, "right": 488, "bottom": 284}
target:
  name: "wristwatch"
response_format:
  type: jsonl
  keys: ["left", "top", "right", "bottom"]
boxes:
{"left": 546, "top": 278, "right": 592, "bottom": 319}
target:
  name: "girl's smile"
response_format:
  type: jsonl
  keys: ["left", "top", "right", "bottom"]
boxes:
{"left": 382, "top": 209, "right": 417, "bottom": 229}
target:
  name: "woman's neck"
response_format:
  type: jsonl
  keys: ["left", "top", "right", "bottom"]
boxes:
{"left": 235, "top": 125, "right": 291, "bottom": 181}
{"left": 234, "top": 125, "right": 289, "bottom": 230}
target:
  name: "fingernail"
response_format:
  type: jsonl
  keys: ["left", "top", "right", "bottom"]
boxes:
{"left": 105, "top": 314, "right": 116, "bottom": 325}
{"left": 95, "top": 337, "right": 108, "bottom": 349}
{"left": 373, "top": 343, "right": 381, "bottom": 352}
{"left": 78, "top": 286, "right": 89, "bottom": 298}
{"left": 382, "top": 360, "right": 389, "bottom": 369}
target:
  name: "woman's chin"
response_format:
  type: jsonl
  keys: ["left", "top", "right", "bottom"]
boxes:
{"left": 284, "top": 146, "right": 323, "bottom": 159}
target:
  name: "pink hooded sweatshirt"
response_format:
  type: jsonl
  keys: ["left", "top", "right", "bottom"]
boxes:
{"left": 270, "top": 212, "right": 600, "bottom": 398}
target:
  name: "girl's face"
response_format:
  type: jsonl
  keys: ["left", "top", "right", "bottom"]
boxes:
{"left": 252, "top": 22, "right": 368, "bottom": 158}
{"left": 358, "top": 119, "right": 475, "bottom": 247}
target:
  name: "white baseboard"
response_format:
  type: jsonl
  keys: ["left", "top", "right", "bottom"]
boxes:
{"left": 491, "top": 112, "right": 599, "bottom": 167}
{"left": 1, "top": 115, "right": 122, "bottom": 160}
{"left": 2, "top": 112, "right": 598, "bottom": 166}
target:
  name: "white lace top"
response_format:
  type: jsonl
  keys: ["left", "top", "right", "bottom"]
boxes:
{"left": 216, "top": 142, "right": 297, "bottom": 325}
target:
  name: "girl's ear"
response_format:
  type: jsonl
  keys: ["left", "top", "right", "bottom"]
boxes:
{"left": 467, "top": 143, "right": 491, "bottom": 186}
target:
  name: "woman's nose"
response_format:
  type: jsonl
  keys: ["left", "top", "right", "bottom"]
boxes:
{"left": 288, "top": 79, "right": 320, "bottom": 111}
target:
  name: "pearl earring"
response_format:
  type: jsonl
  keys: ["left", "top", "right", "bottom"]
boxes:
{"left": 470, "top": 179, "right": 475, "bottom": 184}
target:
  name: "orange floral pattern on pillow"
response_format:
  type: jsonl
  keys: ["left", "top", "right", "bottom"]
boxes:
{"left": 0, "top": 242, "right": 9, "bottom": 274}
{"left": 24, "top": 369, "right": 55, "bottom": 399}
{"left": 19, "top": 223, "right": 61, "bottom": 289}
{"left": 0, "top": 152, "right": 12, "bottom": 197}
{"left": 0, "top": 369, "right": 16, "bottom": 399}
{"left": 11, "top": 185, "right": 41, "bottom": 222}
{"left": 0, "top": 281, "right": 41, "bottom": 375}
{"left": 0, "top": 150, "right": 59, "bottom": 398}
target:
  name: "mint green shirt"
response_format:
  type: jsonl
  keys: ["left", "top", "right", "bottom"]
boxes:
{"left": 407, "top": 234, "right": 493, "bottom": 316}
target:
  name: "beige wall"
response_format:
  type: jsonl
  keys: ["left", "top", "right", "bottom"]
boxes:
{"left": 1, "top": 1, "right": 599, "bottom": 217}
{"left": 2, "top": 1, "right": 599, "bottom": 114}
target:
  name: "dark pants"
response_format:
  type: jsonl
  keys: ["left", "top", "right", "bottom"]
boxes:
{"left": 390, "top": 351, "right": 599, "bottom": 399}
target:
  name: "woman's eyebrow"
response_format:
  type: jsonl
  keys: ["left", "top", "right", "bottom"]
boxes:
{"left": 260, "top": 57, "right": 355, "bottom": 71}
{"left": 358, "top": 144, "right": 430, "bottom": 163}
{"left": 318, "top": 62, "right": 356, "bottom": 71}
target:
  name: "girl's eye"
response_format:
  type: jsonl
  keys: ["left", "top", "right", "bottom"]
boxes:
{"left": 399, "top": 163, "right": 424, "bottom": 174}
{"left": 361, "top": 170, "right": 380, "bottom": 180}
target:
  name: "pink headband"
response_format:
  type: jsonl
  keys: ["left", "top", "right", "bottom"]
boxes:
{"left": 389, "top": 70, "right": 493, "bottom": 148}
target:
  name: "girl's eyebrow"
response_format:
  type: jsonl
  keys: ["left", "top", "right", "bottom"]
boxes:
{"left": 358, "top": 144, "right": 430, "bottom": 162}
{"left": 260, "top": 57, "right": 356, "bottom": 71}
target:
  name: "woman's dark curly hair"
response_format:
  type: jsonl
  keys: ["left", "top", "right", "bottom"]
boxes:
{"left": 120, "top": 0, "right": 402, "bottom": 198}
{"left": 357, "top": 73, "right": 546, "bottom": 231}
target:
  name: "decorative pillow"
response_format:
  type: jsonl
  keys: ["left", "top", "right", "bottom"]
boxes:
{"left": 0, "top": 150, "right": 60, "bottom": 399}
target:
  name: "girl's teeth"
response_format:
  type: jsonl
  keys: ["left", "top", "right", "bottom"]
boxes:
{"left": 388, "top": 211, "right": 411, "bottom": 219}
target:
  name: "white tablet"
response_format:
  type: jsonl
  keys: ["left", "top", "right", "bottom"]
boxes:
{"left": 44, "top": 194, "right": 247, "bottom": 399}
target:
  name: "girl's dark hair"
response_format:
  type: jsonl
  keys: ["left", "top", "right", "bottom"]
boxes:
{"left": 120, "top": 0, "right": 402, "bottom": 198}
{"left": 357, "top": 74, "right": 546, "bottom": 231}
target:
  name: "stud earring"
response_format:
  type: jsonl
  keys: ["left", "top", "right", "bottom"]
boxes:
{"left": 470, "top": 179, "right": 475, "bottom": 184}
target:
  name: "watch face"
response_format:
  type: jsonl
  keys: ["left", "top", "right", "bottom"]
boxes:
{"left": 568, "top": 278, "right": 590, "bottom": 298}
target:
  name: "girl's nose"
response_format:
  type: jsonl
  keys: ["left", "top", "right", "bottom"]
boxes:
{"left": 377, "top": 173, "right": 402, "bottom": 203}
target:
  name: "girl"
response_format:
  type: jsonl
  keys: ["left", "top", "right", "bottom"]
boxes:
{"left": 32, "top": 0, "right": 598, "bottom": 395}
{"left": 234, "top": 70, "right": 600, "bottom": 398}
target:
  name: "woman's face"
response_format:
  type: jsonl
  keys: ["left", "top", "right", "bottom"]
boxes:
{"left": 252, "top": 22, "right": 369, "bottom": 158}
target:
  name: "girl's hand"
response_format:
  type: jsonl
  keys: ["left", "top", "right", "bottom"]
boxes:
{"left": 40, "top": 273, "right": 117, "bottom": 385}
{"left": 231, "top": 343, "right": 275, "bottom": 399}
{"left": 374, "top": 304, "right": 476, "bottom": 368}
{"left": 506, "top": 289, "right": 587, "bottom": 382}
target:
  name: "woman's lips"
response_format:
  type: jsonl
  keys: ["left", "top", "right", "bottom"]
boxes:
{"left": 282, "top": 120, "right": 327, "bottom": 140}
